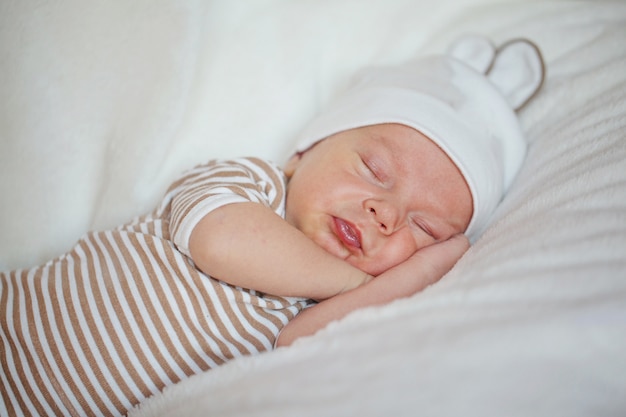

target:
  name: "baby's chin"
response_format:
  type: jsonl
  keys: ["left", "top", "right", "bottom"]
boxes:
{"left": 312, "top": 233, "right": 351, "bottom": 262}
{"left": 330, "top": 245, "right": 389, "bottom": 277}
{"left": 308, "top": 228, "right": 394, "bottom": 276}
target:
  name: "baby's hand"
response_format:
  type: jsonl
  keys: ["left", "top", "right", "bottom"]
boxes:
{"left": 380, "top": 234, "right": 470, "bottom": 297}
{"left": 275, "top": 234, "right": 469, "bottom": 347}
{"left": 406, "top": 234, "right": 469, "bottom": 276}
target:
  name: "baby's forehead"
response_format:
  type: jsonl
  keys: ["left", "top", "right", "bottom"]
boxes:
{"left": 348, "top": 123, "right": 456, "bottom": 172}
{"left": 352, "top": 123, "right": 441, "bottom": 157}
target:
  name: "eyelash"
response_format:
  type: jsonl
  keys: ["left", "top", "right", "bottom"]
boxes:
{"left": 410, "top": 217, "right": 435, "bottom": 238}
{"left": 361, "top": 157, "right": 383, "bottom": 182}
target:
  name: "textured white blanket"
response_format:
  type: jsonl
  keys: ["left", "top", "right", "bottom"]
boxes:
{"left": 2, "top": 0, "right": 625, "bottom": 416}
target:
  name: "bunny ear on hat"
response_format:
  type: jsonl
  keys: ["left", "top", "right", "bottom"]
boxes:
{"left": 447, "top": 34, "right": 496, "bottom": 74}
{"left": 448, "top": 36, "right": 546, "bottom": 110}
{"left": 291, "top": 35, "right": 545, "bottom": 240}
{"left": 488, "top": 39, "right": 545, "bottom": 110}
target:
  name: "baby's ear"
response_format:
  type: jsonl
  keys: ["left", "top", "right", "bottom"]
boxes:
{"left": 486, "top": 39, "right": 545, "bottom": 110}
{"left": 283, "top": 152, "right": 303, "bottom": 178}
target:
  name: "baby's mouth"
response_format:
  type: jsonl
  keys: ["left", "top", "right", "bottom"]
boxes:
{"left": 333, "top": 217, "right": 362, "bottom": 249}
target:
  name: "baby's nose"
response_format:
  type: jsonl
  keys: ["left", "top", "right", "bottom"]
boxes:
{"left": 366, "top": 201, "right": 398, "bottom": 235}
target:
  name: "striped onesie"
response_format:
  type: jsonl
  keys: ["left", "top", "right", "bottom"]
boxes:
{"left": 1, "top": 157, "right": 314, "bottom": 417}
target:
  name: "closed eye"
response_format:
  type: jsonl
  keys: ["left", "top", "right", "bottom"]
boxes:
{"left": 362, "top": 159, "right": 378, "bottom": 179}
{"left": 410, "top": 216, "right": 435, "bottom": 239}
{"left": 360, "top": 156, "right": 388, "bottom": 185}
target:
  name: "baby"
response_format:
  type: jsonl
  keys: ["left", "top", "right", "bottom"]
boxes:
{"left": 0, "top": 36, "right": 544, "bottom": 417}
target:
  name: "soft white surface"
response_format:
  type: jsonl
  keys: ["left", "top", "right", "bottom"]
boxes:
{"left": 2, "top": 1, "right": 625, "bottom": 416}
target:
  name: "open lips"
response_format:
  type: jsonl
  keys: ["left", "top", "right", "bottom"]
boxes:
{"left": 333, "top": 217, "right": 362, "bottom": 249}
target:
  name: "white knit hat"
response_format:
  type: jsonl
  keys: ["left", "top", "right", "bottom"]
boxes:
{"left": 291, "top": 35, "right": 545, "bottom": 240}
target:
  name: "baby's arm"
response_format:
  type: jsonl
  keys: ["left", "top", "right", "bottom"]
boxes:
{"left": 170, "top": 158, "right": 372, "bottom": 301}
{"left": 189, "top": 202, "right": 373, "bottom": 300}
{"left": 275, "top": 234, "right": 469, "bottom": 347}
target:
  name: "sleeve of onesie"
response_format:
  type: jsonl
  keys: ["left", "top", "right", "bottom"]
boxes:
{"left": 168, "top": 157, "right": 286, "bottom": 257}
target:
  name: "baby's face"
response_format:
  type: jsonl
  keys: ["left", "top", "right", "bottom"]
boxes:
{"left": 284, "top": 123, "right": 473, "bottom": 276}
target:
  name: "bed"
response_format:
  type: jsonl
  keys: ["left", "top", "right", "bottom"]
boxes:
{"left": 1, "top": 0, "right": 625, "bottom": 416}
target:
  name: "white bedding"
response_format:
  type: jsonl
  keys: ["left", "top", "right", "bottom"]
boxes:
{"left": 1, "top": 1, "right": 625, "bottom": 416}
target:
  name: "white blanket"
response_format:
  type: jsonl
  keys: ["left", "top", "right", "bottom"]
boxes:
{"left": 1, "top": 1, "right": 625, "bottom": 416}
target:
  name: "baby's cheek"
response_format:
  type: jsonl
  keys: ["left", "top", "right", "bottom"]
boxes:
{"left": 385, "top": 236, "right": 420, "bottom": 267}
{"left": 366, "top": 246, "right": 415, "bottom": 276}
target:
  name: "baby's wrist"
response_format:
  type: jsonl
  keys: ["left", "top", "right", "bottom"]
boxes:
{"left": 339, "top": 271, "right": 373, "bottom": 295}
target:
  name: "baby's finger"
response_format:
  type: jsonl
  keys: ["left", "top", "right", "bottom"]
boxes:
{"left": 412, "top": 234, "right": 470, "bottom": 277}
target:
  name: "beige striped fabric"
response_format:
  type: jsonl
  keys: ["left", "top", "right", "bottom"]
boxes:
{"left": 1, "top": 158, "right": 313, "bottom": 417}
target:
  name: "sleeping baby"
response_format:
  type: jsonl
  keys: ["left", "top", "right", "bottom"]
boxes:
{"left": 0, "top": 35, "right": 544, "bottom": 417}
